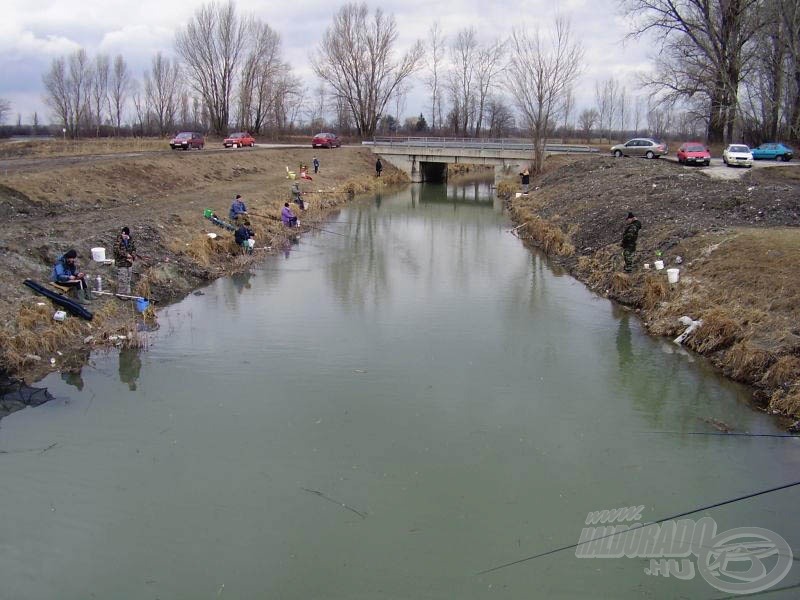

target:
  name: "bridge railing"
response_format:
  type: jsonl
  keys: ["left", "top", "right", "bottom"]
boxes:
{"left": 368, "top": 137, "right": 598, "bottom": 153}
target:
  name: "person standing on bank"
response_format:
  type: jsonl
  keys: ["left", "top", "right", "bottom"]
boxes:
{"left": 520, "top": 168, "right": 530, "bottom": 194}
{"left": 113, "top": 226, "right": 137, "bottom": 295}
{"left": 312, "top": 156, "right": 320, "bottom": 174}
{"left": 621, "top": 212, "right": 641, "bottom": 273}
{"left": 375, "top": 158, "right": 383, "bottom": 177}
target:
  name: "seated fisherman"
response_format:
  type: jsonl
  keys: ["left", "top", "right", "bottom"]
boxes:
{"left": 234, "top": 220, "right": 255, "bottom": 254}
{"left": 229, "top": 194, "right": 248, "bottom": 222}
{"left": 51, "top": 249, "right": 93, "bottom": 303}
{"left": 281, "top": 202, "right": 298, "bottom": 227}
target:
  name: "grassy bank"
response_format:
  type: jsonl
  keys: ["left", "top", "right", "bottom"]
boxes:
{"left": 503, "top": 155, "right": 800, "bottom": 422}
{"left": 0, "top": 143, "right": 403, "bottom": 389}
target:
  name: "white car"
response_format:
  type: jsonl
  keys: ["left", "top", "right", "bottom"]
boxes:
{"left": 722, "top": 144, "right": 753, "bottom": 168}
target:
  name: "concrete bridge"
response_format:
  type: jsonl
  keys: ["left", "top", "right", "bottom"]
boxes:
{"left": 367, "top": 137, "right": 598, "bottom": 185}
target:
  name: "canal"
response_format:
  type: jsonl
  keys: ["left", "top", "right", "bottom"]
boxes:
{"left": 1, "top": 180, "right": 798, "bottom": 599}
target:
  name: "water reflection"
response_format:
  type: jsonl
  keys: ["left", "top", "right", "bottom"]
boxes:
{"left": 60, "top": 368, "right": 85, "bottom": 391}
{"left": 118, "top": 347, "right": 142, "bottom": 391}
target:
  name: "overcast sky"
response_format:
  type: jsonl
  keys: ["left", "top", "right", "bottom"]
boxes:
{"left": 1, "top": 0, "right": 652, "bottom": 126}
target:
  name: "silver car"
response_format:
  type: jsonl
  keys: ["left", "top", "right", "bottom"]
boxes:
{"left": 610, "top": 138, "right": 668, "bottom": 159}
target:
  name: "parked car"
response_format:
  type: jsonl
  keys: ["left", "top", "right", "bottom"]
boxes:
{"left": 751, "top": 142, "right": 793, "bottom": 161}
{"left": 223, "top": 132, "right": 255, "bottom": 148}
{"left": 676, "top": 142, "right": 711, "bottom": 166}
{"left": 312, "top": 132, "right": 341, "bottom": 149}
{"left": 722, "top": 144, "right": 753, "bottom": 168}
{"left": 610, "top": 138, "right": 668, "bottom": 159}
{"left": 170, "top": 132, "right": 204, "bottom": 150}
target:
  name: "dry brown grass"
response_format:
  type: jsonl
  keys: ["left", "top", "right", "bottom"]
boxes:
{"left": 0, "top": 137, "right": 169, "bottom": 159}
{"left": 722, "top": 341, "right": 774, "bottom": 381}
{"left": 496, "top": 181, "right": 515, "bottom": 199}
{"left": 641, "top": 275, "right": 670, "bottom": 310}
{"left": 610, "top": 272, "right": 632, "bottom": 294}
{"left": 521, "top": 217, "right": 575, "bottom": 256}
{"left": 761, "top": 355, "right": 800, "bottom": 388}
{"left": 687, "top": 308, "right": 742, "bottom": 354}
{"left": 769, "top": 386, "right": 800, "bottom": 415}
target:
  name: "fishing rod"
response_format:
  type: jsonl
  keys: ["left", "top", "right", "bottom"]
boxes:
{"left": 476, "top": 478, "right": 800, "bottom": 576}
{"left": 93, "top": 290, "right": 157, "bottom": 302}
{"left": 645, "top": 431, "right": 800, "bottom": 439}
{"left": 302, "top": 222, "right": 348, "bottom": 237}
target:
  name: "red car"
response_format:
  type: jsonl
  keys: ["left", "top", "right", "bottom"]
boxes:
{"left": 312, "top": 132, "right": 341, "bottom": 149}
{"left": 223, "top": 132, "right": 255, "bottom": 148}
{"left": 677, "top": 142, "right": 711, "bottom": 166}
{"left": 170, "top": 131, "right": 204, "bottom": 150}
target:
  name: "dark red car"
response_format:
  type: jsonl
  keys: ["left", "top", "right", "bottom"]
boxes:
{"left": 677, "top": 142, "right": 711, "bottom": 166}
{"left": 223, "top": 132, "right": 255, "bottom": 148}
{"left": 169, "top": 131, "right": 204, "bottom": 150}
{"left": 312, "top": 132, "right": 341, "bottom": 149}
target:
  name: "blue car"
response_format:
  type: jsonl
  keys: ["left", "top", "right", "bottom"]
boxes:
{"left": 751, "top": 143, "right": 793, "bottom": 161}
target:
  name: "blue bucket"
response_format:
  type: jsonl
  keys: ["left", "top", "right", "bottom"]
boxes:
{"left": 135, "top": 298, "right": 150, "bottom": 313}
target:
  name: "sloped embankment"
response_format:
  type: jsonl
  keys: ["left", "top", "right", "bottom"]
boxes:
{"left": 505, "top": 156, "right": 800, "bottom": 421}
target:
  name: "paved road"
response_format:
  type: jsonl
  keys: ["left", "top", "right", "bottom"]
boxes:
{"left": 658, "top": 154, "right": 798, "bottom": 180}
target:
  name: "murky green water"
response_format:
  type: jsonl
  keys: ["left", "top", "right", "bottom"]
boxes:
{"left": 2, "top": 181, "right": 799, "bottom": 599}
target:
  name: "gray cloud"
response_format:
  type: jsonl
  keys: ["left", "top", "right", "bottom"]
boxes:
{"left": 1, "top": 0, "right": 652, "bottom": 125}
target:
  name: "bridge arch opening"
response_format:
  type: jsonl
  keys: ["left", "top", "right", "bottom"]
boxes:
{"left": 419, "top": 161, "right": 448, "bottom": 183}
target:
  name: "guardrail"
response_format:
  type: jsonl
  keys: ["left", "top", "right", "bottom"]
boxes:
{"left": 368, "top": 136, "right": 598, "bottom": 153}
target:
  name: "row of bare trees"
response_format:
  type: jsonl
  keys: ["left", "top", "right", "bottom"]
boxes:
{"left": 42, "top": 1, "right": 303, "bottom": 137}
{"left": 623, "top": 0, "right": 800, "bottom": 145}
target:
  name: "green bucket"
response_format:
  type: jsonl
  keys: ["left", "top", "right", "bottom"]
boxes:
{"left": 203, "top": 208, "right": 213, "bottom": 218}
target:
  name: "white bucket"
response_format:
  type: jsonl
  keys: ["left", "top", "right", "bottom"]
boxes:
{"left": 654, "top": 260, "right": 664, "bottom": 270}
{"left": 91, "top": 247, "right": 106, "bottom": 262}
{"left": 667, "top": 268, "right": 680, "bottom": 284}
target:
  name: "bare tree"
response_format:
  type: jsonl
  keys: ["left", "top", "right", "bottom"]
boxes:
{"left": 473, "top": 38, "right": 506, "bottom": 136}
{"left": 561, "top": 87, "right": 574, "bottom": 142}
{"left": 594, "top": 77, "right": 619, "bottom": 142}
{"left": 0, "top": 98, "right": 12, "bottom": 125}
{"left": 238, "top": 20, "right": 284, "bottom": 133}
{"left": 68, "top": 49, "right": 92, "bottom": 136}
{"left": 176, "top": 0, "right": 251, "bottom": 134}
{"left": 42, "top": 49, "right": 92, "bottom": 137}
{"left": 90, "top": 54, "right": 110, "bottom": 136}
{"left": 506, "top": 17, "right": 584, "bottom": 173}
{"left": 740, "top": 7, "right": 786, "bottom": 144}
{"left": 780, "top": 0, "right": 800, "bottom": 141}
{"left": 424, "top": 22, "right": 446, "bottom": 131}
{"left": 447, "top": 27, "right": 478, "bottom": 135}
{"left": 131, "top": 81, "right": 148, "bottom": 135}
{"left": 307, "top": 83, "right": 328, "bottom": 131}
{"left": 110, "top": 55, "right": 132, "bottom": 134}
{"left": 44, "top": 57, "right": 73, "bottom": 133}
{"left": 144, "top": 52, "right": 181, "bottom": 135}
{"left": 623, "top": 0, "right": 764, "bottom": 144}
{"left": 618, "top": 86, "right": 628, "bottom": 138}
{"left": 647, "top": 100, "right": 672, "bottom": 139}
{"left": 312, "top": 3, "right": 423, "bottom": 137}
{"left": 392, "top": 79, "right": 409, "bottom": 125}
{"left": 632, "top": 95, "right": 644, "bottom": 136}
{"left": 578, "top": 108, "right": 599, "bottom": 143}
{"left": 485, "top": 95, "right": 515, "bottom": 136}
